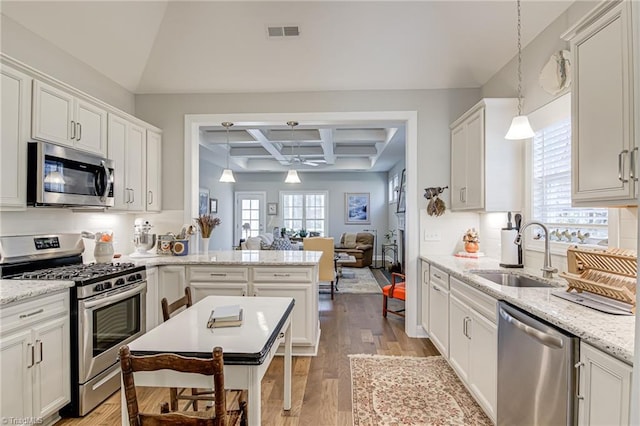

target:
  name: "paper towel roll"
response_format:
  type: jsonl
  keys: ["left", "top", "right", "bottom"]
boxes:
{"left": 500, "top": 229, "right": 520, "bottom": 266}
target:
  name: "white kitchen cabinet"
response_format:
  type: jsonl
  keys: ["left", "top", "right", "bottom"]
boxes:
{"left": 448, "top": 277, "right": 497, "bottom": 422}
{"left": 146, "top": 130, "right": 162, "bottom": 212}
{"left": 563, "top": 1, "right": 637, "bottom": 206}
{"left": 0, "top": 291, "right": 70, "bottom": 422}
{"left": 157, "top": 266, "right": 187, "bottom": 324}
{"left": 186, "top": 264, "right": 320, "bottom": 355}
{"left": 32, "top": 80, "right": 107, "bottom": 155}
{"left": 450, "top": 98, "right": 522, "bottom": 211}
{"left": 0, "top": 64, "right": 31, "bottom": 210}
{"left": 577, "top": 342, "right": 632, "bottom": 425}
{"left": 145, "top": 267, "right": 159, "bottom": 331}
{"left": 108, "top": 114, "right": 146, "bottom": 211}
{"left": 420, "top": 261, "right": 429, "bottom": 333}
{"left": 428, "top": 266, "right": 449, "bottom": 357}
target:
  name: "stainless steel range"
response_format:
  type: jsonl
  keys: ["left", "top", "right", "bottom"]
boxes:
{"left": 0, "top": 234, "right": 147, "bottom": 417}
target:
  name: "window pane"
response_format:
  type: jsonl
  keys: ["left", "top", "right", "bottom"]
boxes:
{"left": 281, "top": 191, "right": 327, "bottom": 234}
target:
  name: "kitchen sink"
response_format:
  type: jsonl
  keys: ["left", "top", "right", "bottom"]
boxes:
{"left": 470, "top": 271, "right": 555, "bottom": 288}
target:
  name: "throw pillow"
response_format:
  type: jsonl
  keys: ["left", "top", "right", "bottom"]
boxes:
{"left": 260, "top": 240, "right": 272, "bottom": 250}
{"left": 270, "top": 237, "right": 293, "bottom": 250}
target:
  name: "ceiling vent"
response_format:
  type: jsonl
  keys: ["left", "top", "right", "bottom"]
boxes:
{"left": 267, "top": 25, "right": 300, "bottom": 38}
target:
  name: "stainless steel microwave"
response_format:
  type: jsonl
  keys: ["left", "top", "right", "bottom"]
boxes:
{"left": 27, "top": 141, "right": 115, "bottom": 208}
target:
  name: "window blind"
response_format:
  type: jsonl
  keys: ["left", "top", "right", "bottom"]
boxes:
{"left": 532, "top": 118, "right": 608, "bottom": 241}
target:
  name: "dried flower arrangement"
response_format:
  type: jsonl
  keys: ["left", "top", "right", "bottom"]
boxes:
{"left": 196, "top": 215, "right": 221, "bottom": 238}
{"left": 462, "top": 228, "right": 479, "bottom": 243}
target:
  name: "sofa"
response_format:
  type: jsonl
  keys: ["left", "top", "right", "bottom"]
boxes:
{"left": 240, "top": 233, "right": 300, "bottom": 250}
{"left": 334, "top": 232, "right": 374, "bottom": 268}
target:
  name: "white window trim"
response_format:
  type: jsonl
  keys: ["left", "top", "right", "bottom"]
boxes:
{"left": 279, "top": 190, "right": 330, "bottom": 236}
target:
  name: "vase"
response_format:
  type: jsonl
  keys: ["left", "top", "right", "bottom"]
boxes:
{"left": 464, "top": 241, "right": 479, "bottom": 253}
{"left": 202, "top": 237, "right": 210, "bottom": 255}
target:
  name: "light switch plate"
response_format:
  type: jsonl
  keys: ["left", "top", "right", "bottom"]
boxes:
{"left": 424, "top": 231, "right": 441, "bottom": 241}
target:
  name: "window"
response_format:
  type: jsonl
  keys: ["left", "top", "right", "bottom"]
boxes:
{"left": 281, "top": 191, "right": 328, "bottom": 236}
{"left": 388, "top": 174, "right": 399, "bottom": 203}
{"left": 531, "top": 113, "right": 607, "bottom": 245}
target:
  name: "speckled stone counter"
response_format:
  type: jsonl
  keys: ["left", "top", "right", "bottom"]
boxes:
{"left": 421, "top": 255, "right": 635, "bottom": 364}
{"left": 125, "top": 250, "right": 323, "bottom": 267}
{"left": 0, "top": 279, "right": 74, "bottom": 306}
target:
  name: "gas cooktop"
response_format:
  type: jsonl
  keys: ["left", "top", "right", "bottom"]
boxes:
{"left": 10, "top": 262, "right": 142, "bottom": 283}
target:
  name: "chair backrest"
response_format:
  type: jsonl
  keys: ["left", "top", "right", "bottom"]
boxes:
{"left": 303, "top": 237, "right": 335, "bottom": 282}
{"left": 161, "top": 287, "right": 193, "bottom": 322}
{"left": 119, "top": 345, "right": 227, "bottom": 425}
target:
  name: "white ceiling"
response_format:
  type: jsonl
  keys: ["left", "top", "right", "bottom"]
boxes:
{"left": 1, "top": 0, "right": 574, "bottom": 172}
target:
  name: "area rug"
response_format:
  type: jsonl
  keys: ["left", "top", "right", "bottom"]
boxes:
{"left": 337, "top": 267, "right": 382, "bottom": 294}
{"left": 350, "top": 354, "right": 492, "bottom": 426}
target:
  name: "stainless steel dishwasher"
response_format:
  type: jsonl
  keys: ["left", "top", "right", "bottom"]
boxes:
{"left": 497, "top": 301, "right": 578, "bottom": 426}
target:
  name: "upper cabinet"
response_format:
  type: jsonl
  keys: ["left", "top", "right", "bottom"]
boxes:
{"left": 146, "top": 130, "right": 162, "bottom": 212}
{"left": 563, "top": 0, "right": 636, "bottom": 206}
{"left": 32, "top": 81, "right": 107, "bottom": 156}
{"left": 450, "top": 98, "right": 522, "bottom": 211}
{"left": 1, "top": 65, "right": 31, "bottom": 211}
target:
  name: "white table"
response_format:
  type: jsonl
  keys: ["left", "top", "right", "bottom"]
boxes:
{"left": 122, "top": 295, "right": 294, "bottom": 426}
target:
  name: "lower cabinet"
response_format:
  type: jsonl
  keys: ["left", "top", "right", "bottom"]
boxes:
{"left": 157, "top": 265, "right": 187, "bottom": 324}
{"left": 145, "top": 266, "right": 159, "bottom": 331}
{"left": 0, "top": 291, "right": 70, "bottom": 421}
{"left": 448, "top": 277, "right": 497, "bottom": 423}
{"left": 577, "top": 342, "right": 632, "bottom": 425}
{"left": 420, "top": 261, "right": 429, "bottom": 332}
{"left": 428, "top": 266, "right": 450, "bottom": 357}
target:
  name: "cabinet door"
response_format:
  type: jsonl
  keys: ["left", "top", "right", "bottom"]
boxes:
{"left": 146, "top": 267, "right": 159, "bottom": 331}
{"left": 75, "top": 98, "right": 107, "bottom": 155}
{"left": 32, "top": 315, "right": 70, "bottom": 418}
{"left": 252, "top": 282, "right": 315, "bottom": 347}
{"left": 428, "top": 282, "right": 449, "bottom": 357}
{"left": 1, "top": 66, "right": 30, "bottom": 210}
{"left": 0, "top": 329, "right": 33, "bottom": 418}
{"left": 146, "top": 130, "right": 162, "bottom": 212}
{"left": 571, "top": 3, "right": 634, "bottom": 203}
{"left": 420, "top": 261, "right": 429, "bottom": 332}
{"left": 107, "top": 114, "right": 129, "bottom": 210}
{"left": 578, "top": 343, "right": 632, "bottom": 425}
{"left": 464, "top": 109, "right": 484, "bottom": 209}
{"left": 448, "top": 295, "right": 470, "bottom": 381}
{"left": 32, "top": 80, "right": 74, "bottom": 146}
{"left": 450, "top": 124, "right": 467, "bottom": 210}
{"left": 127, "top": 123, "right": 146, "bottom": 211}
{"left": 190, "top": 282, "right": 248, "bottom": 302}
{"left": 157, "top": 266, "right": 186, "bottom": 324}
{"left": 468, "top": 309, "right": 497, "bottom": 422}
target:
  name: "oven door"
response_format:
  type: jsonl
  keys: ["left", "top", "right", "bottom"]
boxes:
{"left": 78, "top": 281, "right": 146, "bottom": 383}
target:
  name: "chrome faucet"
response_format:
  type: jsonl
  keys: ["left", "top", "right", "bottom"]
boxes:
{"left": 514, "top": 221, "right": 558, "bottom": 278}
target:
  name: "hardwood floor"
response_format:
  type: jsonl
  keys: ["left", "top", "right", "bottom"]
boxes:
{"left": 56, "top": 286, "right": 438, "bottom": 425}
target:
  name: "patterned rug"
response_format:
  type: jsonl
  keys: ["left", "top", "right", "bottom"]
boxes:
{"left": 337, "top": 267, "right": 382, "bottom": 294}
{"left": 350, "top": 355, "right": 492, "bottom": 425}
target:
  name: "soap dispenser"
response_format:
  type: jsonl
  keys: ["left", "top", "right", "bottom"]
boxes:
{"left": 500, "top": 212, "right": 523, "bottom": 268}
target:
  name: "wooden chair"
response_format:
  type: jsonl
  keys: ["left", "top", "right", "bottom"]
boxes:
{"left": 119, "top": 345, "right": 247, "bottom": 426}
{"left": 303, "top": 237, "right": 336, "bottom": 299}
{"left": 382, "top": 272, "right": 406, "bottom": 317}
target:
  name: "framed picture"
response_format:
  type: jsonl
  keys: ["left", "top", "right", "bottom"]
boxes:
{"left": 267, "top": 202, "right": 278, "bottom": 215}
{"left": 345, "top": 193, "right": 370, "bottom": 224}
{"left": 210, "top": 198, "right": 218, "bottom": 214}
{"left": 396, "top": 169, "right": 406, "bottom": 213}
{"left": 198, "top": 188, "right": 209, "bottom": 216}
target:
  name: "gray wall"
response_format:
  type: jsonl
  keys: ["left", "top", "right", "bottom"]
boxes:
{"left": 1, "top": 14, "right": 135, "bottom": 113}
{"left": 199, "top": 149, "right": 234, "bottom": 250}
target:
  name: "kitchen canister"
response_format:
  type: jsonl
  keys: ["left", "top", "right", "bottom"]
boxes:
{"left": 94, "top": 242, "right": 114, "bottom": 263}
{"left": 157, "top": 234, "right": 175, "bottom": 255}
{"left": 172, "top": 239, "right": 189, "bottom": 256}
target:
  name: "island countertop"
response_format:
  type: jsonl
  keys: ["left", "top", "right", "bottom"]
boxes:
{"left": 125, "top": 250, "right": 323, "bottom": 267}
{"left": 421, "top": 255, "right": 635, "bottom": 364}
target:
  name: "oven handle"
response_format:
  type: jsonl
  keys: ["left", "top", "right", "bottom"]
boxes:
{"left": 81, "top": 282, "right": 147, "bottom": 310}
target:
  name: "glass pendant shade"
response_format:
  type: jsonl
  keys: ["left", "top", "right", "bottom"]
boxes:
{"left": 219, "top": 168, "right": 236, "bottom": 183}
{"left": 505, "top": 115, "right": 535, "bottom": 140}
{"left": 285, "top": 169, "right": 301, "bottom": 184}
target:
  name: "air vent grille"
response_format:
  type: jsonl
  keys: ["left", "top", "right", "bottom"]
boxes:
{"left": 267, "top": 25, "right": 300, "bottom": 38}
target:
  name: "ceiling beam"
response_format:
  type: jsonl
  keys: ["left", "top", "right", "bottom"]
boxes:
{"left": 318, "top": 128, "right": 336, "bottom": 165}
{"left": 245, "top": 128, "right": 289, "bottom": 165}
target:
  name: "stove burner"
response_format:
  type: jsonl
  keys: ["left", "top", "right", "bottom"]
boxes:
{"left": 13, "top": 262, "right": 139, "bottom": 282}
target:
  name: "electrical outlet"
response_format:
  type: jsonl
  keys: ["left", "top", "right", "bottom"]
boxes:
{"left": 424, "top": 231, "right": 441, "bottom": 242}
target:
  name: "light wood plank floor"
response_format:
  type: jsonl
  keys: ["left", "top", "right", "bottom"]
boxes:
{"left": 56, "top": 281, "right": 438, "bottom": 426}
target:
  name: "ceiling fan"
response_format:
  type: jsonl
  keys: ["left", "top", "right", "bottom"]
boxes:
{"left": 284, "top": 121, "right": 327, "bottom": 167}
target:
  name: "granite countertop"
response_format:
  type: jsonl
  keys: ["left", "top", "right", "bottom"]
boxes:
{"left": 125, "top": 250, "right": 323, "bottom": 267}
{"left": 421, "top": 255, "right": 635, "bottom": 364}
{"left": 0, "top": 279, "right": 74, "bottom": 306}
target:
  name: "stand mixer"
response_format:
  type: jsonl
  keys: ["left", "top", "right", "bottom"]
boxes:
{"left": 131, "top": 218, "right": 158, "bottom": 257}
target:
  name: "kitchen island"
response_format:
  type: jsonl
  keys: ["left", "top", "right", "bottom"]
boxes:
{"left": 129, "top": 250, "right": 323, "bottom": 356}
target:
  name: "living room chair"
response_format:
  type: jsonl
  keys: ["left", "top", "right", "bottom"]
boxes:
{"left": 334, "top": 232, "right": 374, "bottom": 268}
{"left": 119, "top": 345, "right": 247, "bottom": 426}
{"left": 382, "top": 272, "right": 406, "bottom": 318}
{"left": 303, "top": 237, "right": 336, "bottom": 299}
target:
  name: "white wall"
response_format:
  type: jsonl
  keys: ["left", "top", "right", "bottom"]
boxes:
{"left": 0, "top": 14, "right": 135, "bottom": 114}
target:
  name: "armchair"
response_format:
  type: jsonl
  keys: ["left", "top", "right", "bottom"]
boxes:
{"left": 303, "top": 237, "right": 335, "bottom": 299}
{"left": 333, "top": 232, "right": 374, "bottom": 268}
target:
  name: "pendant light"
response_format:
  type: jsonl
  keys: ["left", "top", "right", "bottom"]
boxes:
{"left": 219, "top": 122, "right": 236, "bottom": 183}
{"left": 505, "top": 0, "right": 535, "bottom": 140}
{"left": 284, "top": 121, "right": 301, "bottom": 184}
